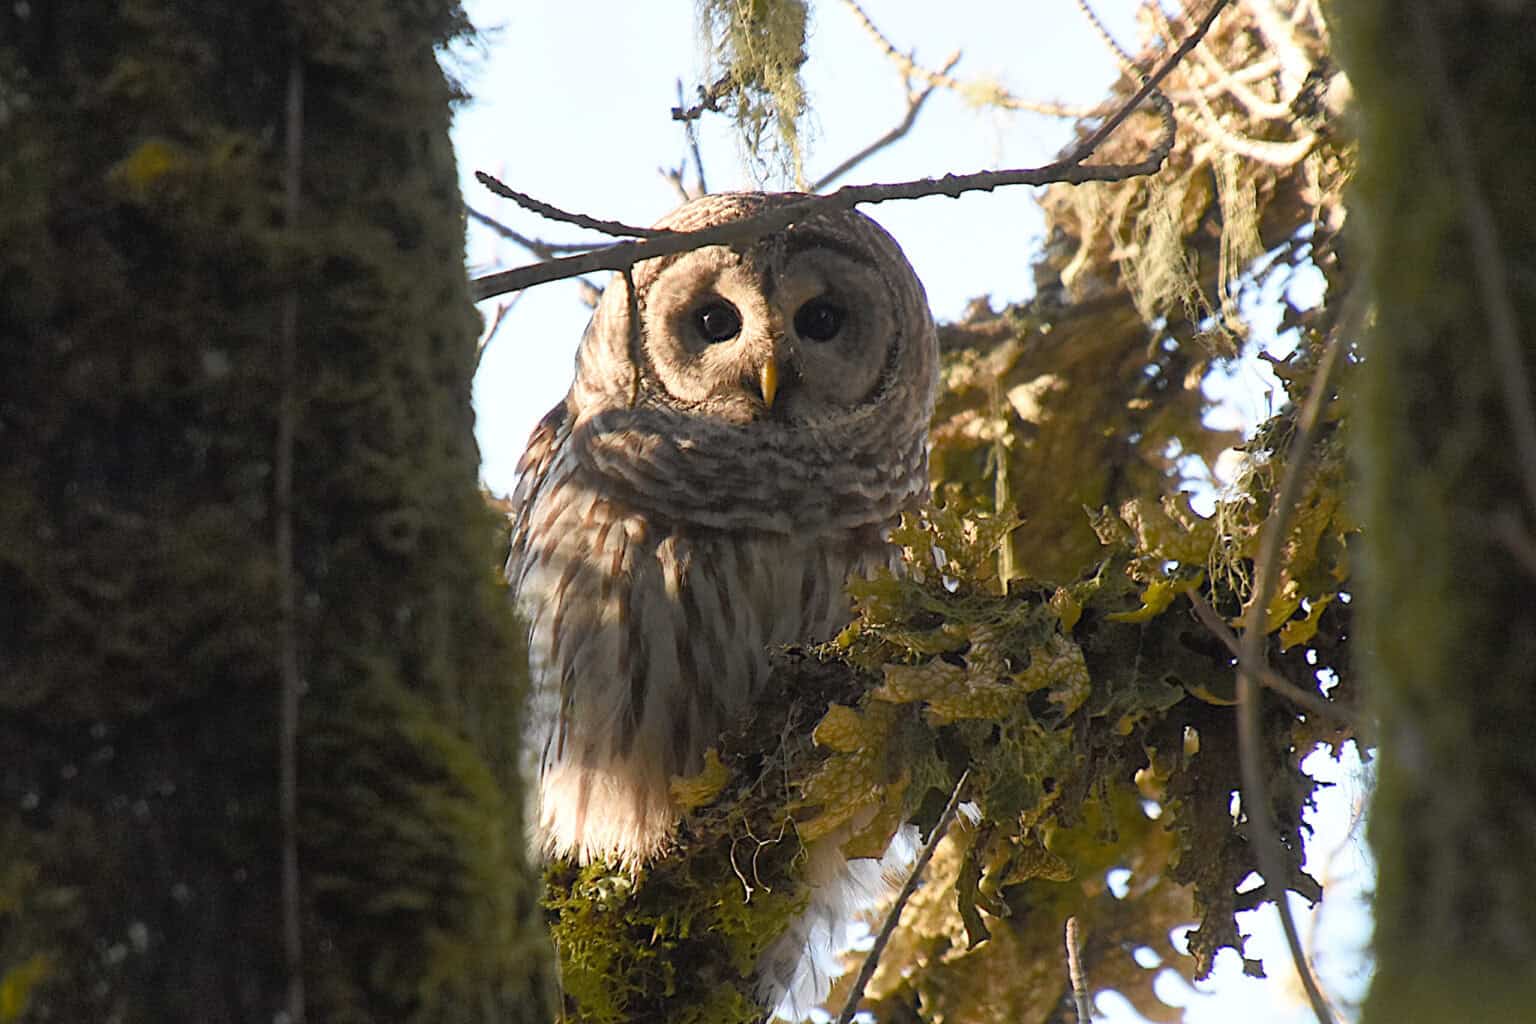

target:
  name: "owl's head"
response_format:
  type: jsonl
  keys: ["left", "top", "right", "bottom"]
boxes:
{"left": 567, "top": 193, "right": 938, "bottom": 532}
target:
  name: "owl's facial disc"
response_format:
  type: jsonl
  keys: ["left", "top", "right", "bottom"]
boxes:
{"left": 642, "top": 242, "right": 894, "bottom": 424}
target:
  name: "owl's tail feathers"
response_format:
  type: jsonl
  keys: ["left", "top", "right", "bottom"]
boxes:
{"left": 538, "top": 757, "right": 678, "bottom": 869}
{"left": 755, "top": 824, "right": 920, "bottom": 1022}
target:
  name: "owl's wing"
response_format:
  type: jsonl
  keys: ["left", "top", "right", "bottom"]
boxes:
{"left": 506, "top": 400, "right": 571, "bottom": 588}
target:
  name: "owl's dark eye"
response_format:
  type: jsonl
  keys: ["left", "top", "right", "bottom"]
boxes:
{"left": 794, "top": 298, "right": 845, "bottom": 342}
{"left": 693, "top": 301, "right": 742, "bottom": 344}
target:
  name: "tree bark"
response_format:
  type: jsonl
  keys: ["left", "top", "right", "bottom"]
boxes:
{"left": 1337, "top": 0, "right": 1536, "bottom": 1016}
{"left": 0, "top": 3, "right": 553, "bottom": 1021}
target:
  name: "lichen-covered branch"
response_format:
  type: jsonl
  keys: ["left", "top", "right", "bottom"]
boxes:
{"left": 541, "top": 7, "right": 1361, "bottom": 1017}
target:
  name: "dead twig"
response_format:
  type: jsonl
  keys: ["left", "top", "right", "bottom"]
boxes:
{"left": 474, "top": 292, "right": 522, "bottom": 373}
{"left": 1074, "top": 0, "right": 1138, "bottom": 75}
{"left": 841, "top": 0, "right": 1103, "bottom": 118}
{"left": 660, "top": 164, "right": 694, "bottom": 204}
{"left": 682, "top": 79, "right": 710, "bottom": 197}
{"left": 672, "top": 72, "right": 733, "bottom": 123}
{"left": 467, "top": 206, "right": 598, "bottom": 258}
{"left": 474, "top": 172, "right": 672, "bottom": 239}
{"left": 471, "top": 152, "right": 1152, "bottom": 300}
{"left": 1186, "top": 590, "right": 1361, "bottom": 729}
{"left": 471, "top": 0, "right": 1227, "bottom": 302}
{"left": 810, "top": 50, "right": 961, "bottom": 192}
{"left": 1236, "top": 330, "right": 1344, "bottom": 1024}
{"left": 663, "top": 79, "right": 711, "bottom": 200}
{"left": 1144, "top": 1, "right": 1317, "bottom": 167}
{"left": 833, "top": 769, "right": 971, "bottom": 1024}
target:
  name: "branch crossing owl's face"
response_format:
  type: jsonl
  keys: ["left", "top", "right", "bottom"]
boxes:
{"left": 561, "top": 192, "right": 938, "bottom": 534}
{"left": 637, "top": 230, "right": 901, "bottom": 425}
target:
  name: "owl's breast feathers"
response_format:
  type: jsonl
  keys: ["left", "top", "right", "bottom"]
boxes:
{"left": 507, "top": 400, "right": 902, "bottom": 867}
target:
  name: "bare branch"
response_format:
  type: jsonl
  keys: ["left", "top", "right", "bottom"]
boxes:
{"left": 1066, "top": 916, "right": 1093, "bottom": 1023}
{"left": 1143, "top": 0, "right": 1316, "bottom": 165}
{"left": 470, "top": 0, "right": 1227, "bottom": 303}
{"left": 674, "top": 78, "right": 710, "bottom": 198}
{"left": 1236, "top": 330, "right": 1344, "bottom": 1024}
{"left": 474, "top": 292, "right": 522, "bottom": 374}
{"left": 810, "top": 50, "right": 961, "bottom": 192}
{"left": 1074, "top": 0, "right": 1138, "bottom": 74}
{"left": 1185, "top": 35, "right": 1294, "bottom": 119}
{"left": 467, "top": 205, "right": 597, "bottom": 258}
{"left": 473, "top": 153, "right": 1155, "bottom": 301}
{"left": 474, "top": 171, "right": 672, "bottom": 239}
{"left": 834, "top": 769, "right": 970, "bottom": 1024}
{"left": 841, "top": 0, "right": 1102, "bottom": 118}
{"left": 659, "top": 165, "right": 694, "bottom": 203}
{"left": 1186, "top": 590, "right": 1361, "bottom": 729}
{"left": 671, "top": 72, "right": 733, "bottom": 123}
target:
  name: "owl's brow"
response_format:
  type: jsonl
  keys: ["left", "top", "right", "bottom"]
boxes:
{"left": 633, "top": 227, "right": 878, "bottom": 292}
{"left": 780, "top": 229, "right": 880, "bottom": 270}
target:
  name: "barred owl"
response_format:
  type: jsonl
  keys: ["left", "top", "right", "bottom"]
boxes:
{"left": 506, "top": 191, "right": 937, "bottom": 1011}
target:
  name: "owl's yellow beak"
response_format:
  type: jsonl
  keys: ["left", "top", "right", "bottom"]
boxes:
{"left": 759, "top": 359, "right": 779, "bottom": 409}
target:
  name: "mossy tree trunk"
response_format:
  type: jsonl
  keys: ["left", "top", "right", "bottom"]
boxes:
{"left": 1337, "top": 0, "right": 1536, "bottom": 1016}
{"left": 0, "top": 3, "right": 553, "bottom": 1021}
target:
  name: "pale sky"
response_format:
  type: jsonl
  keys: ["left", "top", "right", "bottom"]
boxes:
{"left": 448, "top": 2, "right": 1369, "bottom": 1020}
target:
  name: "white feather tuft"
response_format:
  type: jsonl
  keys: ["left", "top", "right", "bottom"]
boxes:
{"left": 756, "top": 824, "right": 921, "bottom": 1021}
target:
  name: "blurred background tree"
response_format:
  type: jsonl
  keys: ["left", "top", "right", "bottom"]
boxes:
{"left": 1, "top": 2, "right": 554, "bottom": 1021}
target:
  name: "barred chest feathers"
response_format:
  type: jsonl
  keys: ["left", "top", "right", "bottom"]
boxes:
{"left": 512, "top": 415, "right": 897, "bottom": 868}
{"left": 505, "top": 192, "right": 937, "bottom": 1019}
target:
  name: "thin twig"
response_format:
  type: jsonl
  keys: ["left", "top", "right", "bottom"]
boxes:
{"left": 660, "top": 164, "right": 693, "bottom": 204}
{"left": 1144, "top": 0, "right": 1316, "bottom": 166}
{"left": 1066, "top": 916, "right": 1093, "bottom": 1023}
{"left": 841, "top": 0, "right": 1102, "bottom": 118}
{"left": 672, "top": 72, "right": 733, "bottom": 123}
{"left": 474, "top": 292, "right": 522, "bottom": 373}
{"left": 472, "top": 156, "right": 1142, "bottom": 300}
{"left": 466, "top": 206, "right": 595, "bottom": 258}
{"left": 471, "top": 0, "right": 1228, "bottom": 302}
{"left": 1074, "top": 0, "right": 1138, "bottom": 74}
{"left": 1411, "top": 1, "right": 1536, "bottom": 523}
{"left": 834, "top": 769, "right": 971, "bottom": 1024}
{"left": 1184, "top": 34, "right": 1294, "bottom": 120}
{"left": 811, "top": 51, "right": 961, "bottom": 192}
{"left": 679, "top": 79, "right": 710, "bottom": 197}
{"left": 276, "top": 48, "right": 307, "bottom": 1024}
{"left": 1236, "top": 332, "right": 1344, "bottom": 1024}
{"left": 474, "top": 172, "right": 672, "bottom": 239}
{"left": 1186, "top": 590, "right": 1361, "bottom": 729}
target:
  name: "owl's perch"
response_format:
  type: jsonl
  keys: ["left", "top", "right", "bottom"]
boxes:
{"left": 543, "top": 460, "right": 1357, "bottom": 1022}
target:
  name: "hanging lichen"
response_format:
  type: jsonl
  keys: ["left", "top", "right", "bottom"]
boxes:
{"left": 697, "top": 0, "right": 809, "bottom": 185}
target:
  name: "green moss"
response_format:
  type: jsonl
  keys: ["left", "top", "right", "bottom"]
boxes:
{"left": 1334, "top": 0, "right": 1536, "bottom": 1015}
{"left": 0, "top": 1, "right": 551, "bottom": 1019}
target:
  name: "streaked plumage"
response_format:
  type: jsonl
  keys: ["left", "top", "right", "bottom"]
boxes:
{"left": 506, "top": 191, "right": 937, "bottom": 1013}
